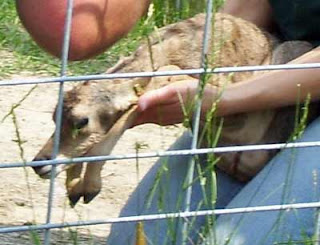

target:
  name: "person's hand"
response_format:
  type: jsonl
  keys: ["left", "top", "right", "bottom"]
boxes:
{"left": 134, "top": 79, "right": 218, "bottom": 126}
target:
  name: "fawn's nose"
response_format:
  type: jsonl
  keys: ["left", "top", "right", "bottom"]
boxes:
{"left": 32, "top": 156, "right": 54, "bottom": 179}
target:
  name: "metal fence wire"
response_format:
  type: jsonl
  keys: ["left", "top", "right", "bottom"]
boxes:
{"left": 1, "top": 0, "right": 320, "bottom": 244}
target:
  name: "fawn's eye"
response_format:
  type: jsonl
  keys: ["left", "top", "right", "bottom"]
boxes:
{"left": 73, "top": 117, "right": 89, "bottom": 129}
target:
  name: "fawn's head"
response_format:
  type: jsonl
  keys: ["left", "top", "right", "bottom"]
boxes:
{"left": 32, "top": 78, "right": 149, "bottom": 178}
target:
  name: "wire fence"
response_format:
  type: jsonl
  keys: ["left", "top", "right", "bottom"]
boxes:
{"left": 1, "top": 0, "right": 320, "bottom": 244}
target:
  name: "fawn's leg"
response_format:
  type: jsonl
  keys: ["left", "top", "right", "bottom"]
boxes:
{"left": 66, "top": 163, "right": 84, "bottom": 207}
{"left": 83, "top": 161, "right": 105, "bottom": 203}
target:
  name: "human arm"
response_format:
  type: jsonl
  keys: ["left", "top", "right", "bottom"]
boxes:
{"left": 135, "top": 43, "right": 320, "bottom": 126}
{"left": 218, "top": 47, "right": 320, "bottom": 115}
{"left": 220, "top": 0, "right": 274, "bottom": 30}
{"left": 16, "top": 0, "right": 151, "bottom": 60}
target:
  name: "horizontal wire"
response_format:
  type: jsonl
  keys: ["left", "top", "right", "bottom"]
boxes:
{"left": 1, "top": 201, "right": 320, "bottom": 233}
{"left": 1, "top": 140, "right": 320, "bottom": 169}
{"left": 3, "top": 4, "right": 320, "bottom": 240}
{"left": 1, "top": 63, "right": 320, "bottom": 86}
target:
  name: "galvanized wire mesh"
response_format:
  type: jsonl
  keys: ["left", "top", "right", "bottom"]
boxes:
{"left": 1, "top": 0, "right": 320, "bottom": 244}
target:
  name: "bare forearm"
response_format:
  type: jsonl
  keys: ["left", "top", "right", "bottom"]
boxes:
{"left": 215, "top": 48, "right": 320, "bottom": 116}
{"left": 220, "top": 0, "right": 274, "bottom": 30}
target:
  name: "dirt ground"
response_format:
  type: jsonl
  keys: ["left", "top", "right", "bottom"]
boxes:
{"left": 0, "top": 74, "right": 184, "bottom": 244}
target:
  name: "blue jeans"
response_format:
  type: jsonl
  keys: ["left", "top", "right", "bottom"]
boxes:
{"left": 107, "top": 117, "right": 320, "bottom": 245}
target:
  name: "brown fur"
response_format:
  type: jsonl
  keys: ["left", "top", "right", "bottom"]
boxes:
{"left": 33, "top": 13, "right": 318, "bottom": 205}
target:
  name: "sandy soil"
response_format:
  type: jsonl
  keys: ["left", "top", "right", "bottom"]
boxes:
{"left": 0, "top": 75, "right": 183, "bottom": 244}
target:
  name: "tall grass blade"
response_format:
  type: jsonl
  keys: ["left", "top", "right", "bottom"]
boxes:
{"left": 136, "top": 221, "right": 146, "bottom": 245}
{"left": 29, "top": 231, "right": 42, "bottom": 245}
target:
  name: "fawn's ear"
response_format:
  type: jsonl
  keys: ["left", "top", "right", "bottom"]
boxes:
{"left": 112, "top": 78, "right": 150, "bottom": 112}
{"left": 131, "top": 77, "right": 151, "bottom": 93}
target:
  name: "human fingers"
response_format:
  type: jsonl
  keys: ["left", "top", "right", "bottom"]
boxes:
{"left": 134, "top": 80, "right": 199, "bottom": 126}
{"left": 138, "top": 80, "right": 198, "bottom": 111}
{"left": 134, "top": 102, "right": 185, "bottom": 126}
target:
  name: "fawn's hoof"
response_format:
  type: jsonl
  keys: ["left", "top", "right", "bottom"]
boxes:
{"left": 83, "top": 191, "right": 100, "bottom": 204}
{"left": 68, "top": 193, "right": 82, "bottom": 207}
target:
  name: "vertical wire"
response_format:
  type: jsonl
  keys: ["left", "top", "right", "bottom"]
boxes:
{"left": 44, "top": 0, "right": 74, "bottom": 244}
{"left": 175, "top": 0, "right": 182, "bottom": 21}
{"left": 181, "top": 0, "right": 214, "bottom": 243}
{"left": 176, "top": 0, "right": 181, "bottom": 11}
{"left": 314, "top": 210, "right": 320, "bottom": 245}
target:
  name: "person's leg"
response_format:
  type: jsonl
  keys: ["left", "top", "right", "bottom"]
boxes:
{"left": 107, "top": 131, "right": 245, "bottom": 245}
{"left": 210, "top": 117, "right": 320, "bottom": 245}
